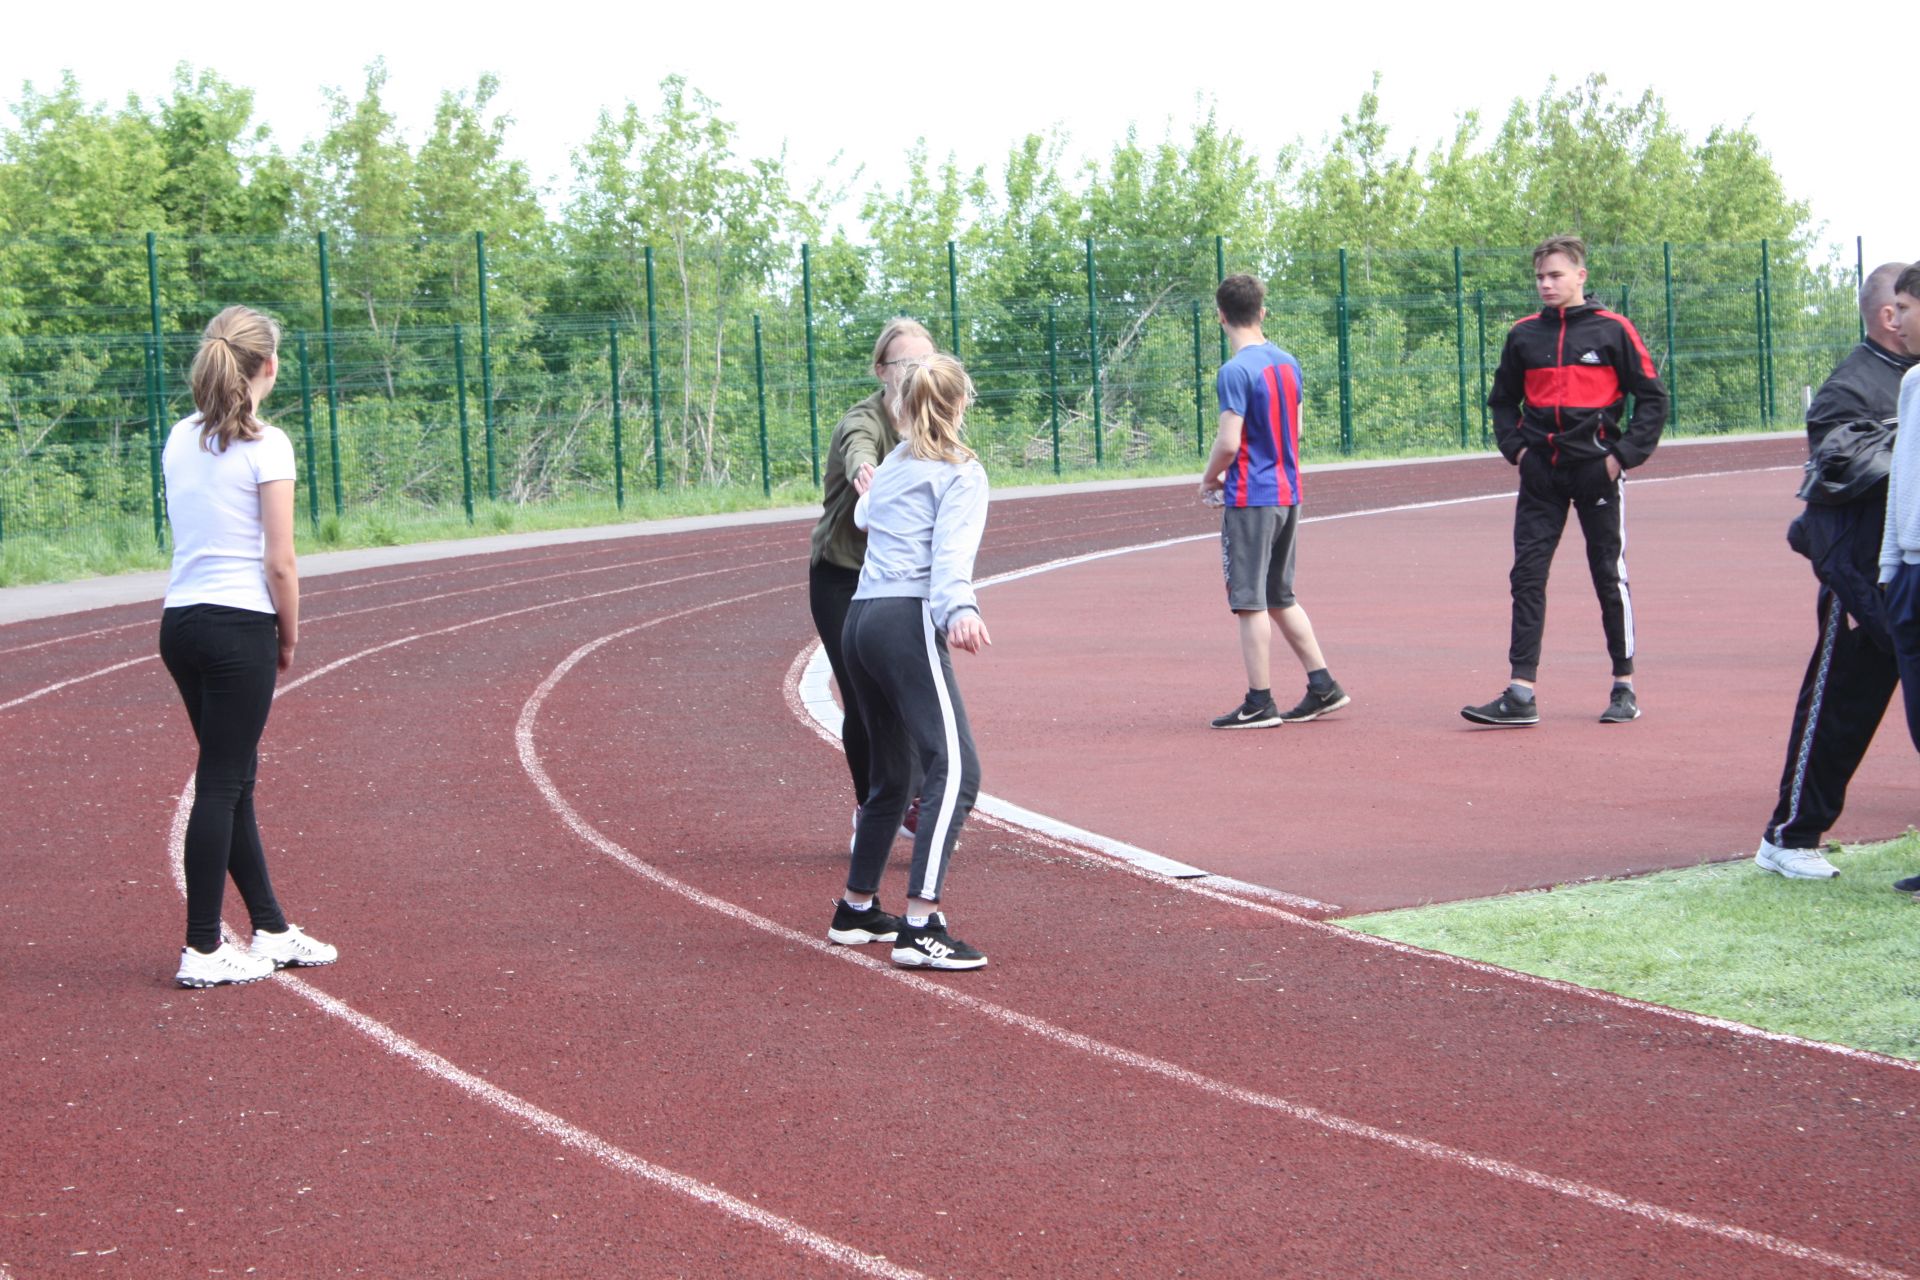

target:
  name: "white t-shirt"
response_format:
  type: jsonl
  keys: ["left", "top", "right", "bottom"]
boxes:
{"left": 162, "top": 414, "right": 297, "bottom": 613}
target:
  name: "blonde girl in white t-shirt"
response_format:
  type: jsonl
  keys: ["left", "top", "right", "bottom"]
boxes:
{"left": 161, "top": 305, "right": 336, "bottom": 988}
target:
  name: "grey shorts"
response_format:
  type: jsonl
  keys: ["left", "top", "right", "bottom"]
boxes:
{"left": 1221, "top": 504, "right": 1299, "bottom": 612}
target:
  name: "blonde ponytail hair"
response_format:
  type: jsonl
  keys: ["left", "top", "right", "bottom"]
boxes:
{"left": 189, "top": 305, "right": 279, "bottom": 452}
{"left": 898, "top": 353, "right": 977, "bottom": 464}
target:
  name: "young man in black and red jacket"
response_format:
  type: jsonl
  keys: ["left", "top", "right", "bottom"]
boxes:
{"left": 1463, "top": 234, "right": 1669, "bottom": 727}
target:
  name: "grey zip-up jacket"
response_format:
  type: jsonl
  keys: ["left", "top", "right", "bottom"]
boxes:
{"left": 853, "top": 442, "right": 989, "bottom": 632}
{"left": 1879, "top": 366, "right": 1920, "bottom": 582}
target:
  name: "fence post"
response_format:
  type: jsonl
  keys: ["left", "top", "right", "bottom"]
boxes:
{"left": 1453, "top": 247, "right": 1469, "bottom": 448}
{"left": 454, "top": 324, "right": 474, "bottom": 524}
{"left": 1215, "top": 235, "right": 1228, "bottom": 362}
{"left": 1085, "top": 237, "right": 1103, "bottom": 466}
{"left": 144, "top": 339, "right": 165, "bottom": 547}
{"left": 1191, "top": 299, "right": 1206, "bottom": 456}
{"left": 802, "top": 243, "right": 820, "bottom": 485}
{"left": 645, "top": 245, "right": 665, "bottom": 489}
{"left": 297, "top": 334, "right": 320, "bottom": 533}
{"left": 145, "top": 232, "right": 166, "bottom": 423}
{"left": 317, "top": 231, "right": 344, "bottom": 517}
{"left": 1047, "top": 303, "right": 1061, "bottom": 476}
{"left": 610, "top": 320, "right": 624, "bottom": 511}
{"left": 1761, "top": 238, "right": 1775, "bottom": 424}
{"left": 753, "top": 314, "right": 771, "bottom": 498}
{"left": 947, "top": 239, "right": 962, "bottom": 359}
{"left": 1474, "top": 290, "right": 1489, "bottom": 447}
{"left": 1754, "top": 278, "right": 1768, "bottom": 425}
{"left": 1337, "top": 247, "right": 1354, "bottom": 455}
{"left": 475, "top": 231, "right": 497, "bottom": 500}
{"left": 1663, "top": 242, "right": 1678, "bottom": 431}
{"left": 1857, "top": 236, "right": 1866, "bottom": 345}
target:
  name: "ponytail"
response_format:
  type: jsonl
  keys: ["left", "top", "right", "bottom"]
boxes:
{"left": 188, "top": 305, "right": 279, "bottom": 452}
{"left": 899, "top": 354, "right": 977, "bottom": 465}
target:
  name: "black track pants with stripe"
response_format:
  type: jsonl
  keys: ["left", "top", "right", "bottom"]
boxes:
{"left": 1508, "top": 452, "right": 1634, "bottom": 682}
{"left": 1764, "top": 588, "right": 1899, "bottom": 849}
{"left": 841, "top": 596, "right": 981, "bottom": 904}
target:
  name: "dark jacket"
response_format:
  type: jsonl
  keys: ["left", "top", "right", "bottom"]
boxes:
{"left": 1786, "top": 340, "right": 1917, "bottom": 650}
{"left": 1489, "top": 300, "right": 1669, "bottom": 469}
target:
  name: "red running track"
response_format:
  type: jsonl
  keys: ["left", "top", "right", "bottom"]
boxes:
{"left": 2, "top": 437, "right": 1916, "bottom": 1279}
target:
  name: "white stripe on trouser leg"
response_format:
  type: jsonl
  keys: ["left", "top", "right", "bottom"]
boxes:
{"left": 1615, "top": 475, "right": 1634, "bottom": 659}
{"left": 1776, "top": 593, "right": 1842, "bottom": 842}
{"left": 917, "top": 602, "right": 963, "bottom": 900}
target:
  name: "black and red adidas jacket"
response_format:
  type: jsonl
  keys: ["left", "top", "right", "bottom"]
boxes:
{"left": 1488, "top": 301, "right": 1668, "bottom": 469}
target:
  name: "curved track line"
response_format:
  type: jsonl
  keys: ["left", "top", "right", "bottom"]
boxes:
{"left": 527, "top": 608, "right": 1907, "bottom": 1279}
{"left": 161, "top": 590, "right": 923, "bottom": 1280}
{"left": 781, "top": 478, "right": 1920, "bottom": 1075}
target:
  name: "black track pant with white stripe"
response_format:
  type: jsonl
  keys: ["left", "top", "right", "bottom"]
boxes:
{"left": 1508, "top": 452, "right": 1634, "bottom": 682}
{"left": 841, "top": 596, "right": 981, "bottom": 904}
{"left": 1764, "top": 588, "right": 1899, "bottom": 849}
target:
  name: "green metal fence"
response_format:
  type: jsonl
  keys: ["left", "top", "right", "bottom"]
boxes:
{"left": 0, "top": 231, "right": 1864, "bottom": 562}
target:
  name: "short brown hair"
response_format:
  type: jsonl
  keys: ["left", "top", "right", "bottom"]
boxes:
{"left": 1896, "top": 264, "right": 1920, "bottom": 302}
{"left": 1216, "top": 274, "right": 1265, "bottom": 328}
{"left": 1533, "top": 235, "right": 1587, "bottom": 269}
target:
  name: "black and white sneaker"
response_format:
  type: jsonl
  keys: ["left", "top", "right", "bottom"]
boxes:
{"left": 1210, "top": 696, "right": 1281, "bottom": 730}
{"left": 1278, "top": 683, "right": 1350, "bottom": 723}
{"left": 890, "top": 912, "right": 987, "bottom": 970}
{"left": 827, "top": 898, "right": 903, "bottom": 946}
{"left": 1598, "top": 684, "right": 1640, "bottom": 723}
{"left": 1460, "top": 690, "right": 1539, "bottom": 727}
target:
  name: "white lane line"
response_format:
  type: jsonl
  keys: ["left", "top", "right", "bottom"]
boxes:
{"left": 532, "top": 614, "right": 1907, "bottom": 1280}
{"left": 163, "top": 587, "right": 921, "bottom": 1280}
{"left": 0, "top": 655, "right": 155, "bottom": 712}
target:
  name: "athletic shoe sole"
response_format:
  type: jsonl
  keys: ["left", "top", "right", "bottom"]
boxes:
{"left": 1280, "top": 693, "right": 1352, "bottom": 723}
{"left": 827, "top": 925, "right": 900, "bottom": 945}
{"left": 1598, "top": 709, "right": 1641, "bottom": 724}
{"left": 1211, "top": 715, "right": 1282, "bottom": 730}
{"left": 890, "top": 949, "right": 988, "bottom": 971}
{"left": 176, "top": 968, "right": 274, "bottom": 989}
{"left": 1460, "top": 711, "right": 1538, "bottom": 727}
{"left": 1755, "top": 853, "right": 1838, "bottom": 880}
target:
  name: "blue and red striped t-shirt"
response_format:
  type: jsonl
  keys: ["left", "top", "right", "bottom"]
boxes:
{"left": 1215, "top": 342, "right": 1304, "bottom": 507}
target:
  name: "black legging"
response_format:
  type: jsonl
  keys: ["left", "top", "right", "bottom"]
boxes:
{"left": 809, "top": 560, "right": 872, "bottom": 804}
{"left": 159, "top": 605, "right": 288, "bottom": 952}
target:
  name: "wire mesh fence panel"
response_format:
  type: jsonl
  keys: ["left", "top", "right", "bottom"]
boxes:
{"left": 0, "top": 231, "right": 1863, "bottom": 573}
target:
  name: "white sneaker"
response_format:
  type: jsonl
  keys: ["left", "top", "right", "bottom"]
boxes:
{"left": 176, "top": 942, "right": 276, "bottom": 988}
{"left": 1754, "top": 839, "right": 1839, "bottom": 880}
{"left": 250, "top": 924, "right": 339, "bottom": 969}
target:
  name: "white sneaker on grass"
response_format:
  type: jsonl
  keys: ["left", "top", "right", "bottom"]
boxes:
{"left": 250, "top": 924, "right": 339, "bottom": 969}
{"left": 1754, "top": 839, "right": 1839, "bottom": 880}
{"left": 176, "top": 942, "right": 276, "bottom": 988}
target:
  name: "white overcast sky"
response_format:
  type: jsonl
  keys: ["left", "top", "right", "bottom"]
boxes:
{"left": 3, "top": 0, "right": 1910, "bottom": 270}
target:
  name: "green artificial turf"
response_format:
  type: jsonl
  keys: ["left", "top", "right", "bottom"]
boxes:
{"left": 1341, "top": 834, "right": 1920, "bottom": 1061}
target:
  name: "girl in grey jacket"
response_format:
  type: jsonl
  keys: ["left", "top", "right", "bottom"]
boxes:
{"left": 827, "top": 354, "right": 993, "bottom": 969}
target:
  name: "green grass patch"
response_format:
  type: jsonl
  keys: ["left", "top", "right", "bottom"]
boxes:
{"left": 1341, "top": 834, "right": 1920, "bottom": 1060}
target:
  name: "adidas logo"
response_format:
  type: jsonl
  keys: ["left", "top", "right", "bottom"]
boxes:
{"left": 1595, "top": 498, "right": 1608, "bottom": 506}
{"left": 1579, "top": 350, "right": 1602, "bottom": 364}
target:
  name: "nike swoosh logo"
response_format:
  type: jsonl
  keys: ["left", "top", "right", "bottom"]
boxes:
{"left": 1237, "top": 709, "right": 1264, "bottom": 720}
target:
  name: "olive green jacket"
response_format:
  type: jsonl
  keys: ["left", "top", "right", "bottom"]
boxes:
{"left": 809, "top": 390, "right": 901, "bottom": 570}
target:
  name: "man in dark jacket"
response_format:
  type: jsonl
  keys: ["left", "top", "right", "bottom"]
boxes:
{"left": 1463, "top": 235, "right": 1669, "bottom": 727}
{"left": 1756, "top": 262, "right": 1916, "bottom": 879}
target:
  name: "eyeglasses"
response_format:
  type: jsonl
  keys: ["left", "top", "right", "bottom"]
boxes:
{"left": 880, "top": 356, "right": 928, "bottom": 369}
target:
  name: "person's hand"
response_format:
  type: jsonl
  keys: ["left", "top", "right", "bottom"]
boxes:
{"left": 853, "top": 461, "right": 876, "bottom": 495}
{"left": 1515, "top": 447, "right": 1527, "bottom": 466}
{"left": 1605, "top": 454, "right": 1622, "bottom": 482}
{"left": 948, "top": 613, "right": 991, "bottom": 654}
{"left": 1200, "top": 469, "right": 1224, "bottom": 493}
{"left": 277, "top": 636, "right": 296, "bottom": 674}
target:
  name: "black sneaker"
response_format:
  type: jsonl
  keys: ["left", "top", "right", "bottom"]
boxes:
{"left": 1893, "top": 873, "right": 1920, "bottom": 894}
{"left": 827, "top": 897, "right": 903, "bottom": 946}
{"left": 1599, "top": 684, "right": 1640, "bottom": 724}
{"left": 1460, "top": 689, "right": 1539, "bottom": 727}
{"left": 890, "top": 912, "right": 987, "bottom": 970}
{"left": 1210, "top": 696, "right": 1281, "bottom": 729}
{"left": 1278, "top": 683, "right": 1350, "bottom": 723}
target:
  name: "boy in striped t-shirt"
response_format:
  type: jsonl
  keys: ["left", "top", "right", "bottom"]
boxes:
{"left": 1200, "top": 273, "right": 1349, "bottom": 729}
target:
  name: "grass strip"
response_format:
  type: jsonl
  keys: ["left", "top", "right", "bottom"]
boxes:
{"left": 1341, "top": 834, "right": 1920, "bottom": 1061}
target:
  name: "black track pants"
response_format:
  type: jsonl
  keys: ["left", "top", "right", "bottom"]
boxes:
{"left": 159, "top": 605, "right": 289, "bottom": 952}
{"left": 808, "top": 560, "right": 871, "bottom": 806}
{"left": 1508, "top": 452, "right": 1634, "bottom": 682}
{"left": 841, "top": 597, "right": 980, "bottom": 904}
{"left": 1764, "top": 589, "right": 1899, "bottom": 848}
